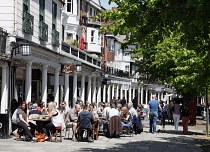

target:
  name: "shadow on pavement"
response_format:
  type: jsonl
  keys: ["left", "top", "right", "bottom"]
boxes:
{"left": 78, "top": 136, "right": 206, "bottom": 152}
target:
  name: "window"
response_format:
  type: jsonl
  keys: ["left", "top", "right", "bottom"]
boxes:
{"left": 91, "top": 30, "right": 95, "bottom": 43}
{"left": 39, "top": 0, "right": 45, "bottom": 23}
{"left": 67, "top": 33, "right": 73, "bottom": 41}
{"left": 125, "top": 65, "right": 130, "bottom": 72}
{"left": 101, "top": 35, "right": 104, "bottom": 47}
{"left": 89, "top": 7, "right": 92, "bottom": 17}
{"left": 107, "top": 38, "right": 114, "bottom": 51}
{"left": 52, "top": 2, "right": 57, "bottom": 30}
{"left": 23, "top": 0, "right": 30, "bottom": 14}
{"left": 98, "top": 33, "right": 101, "bottom": 44}
{"left": 82, "top": 2, "right": 86, "bottom": 11}
{"left": 107, "top": 39, "right": 111, "bottom": 51}
{"left": 62, "top": 25, "right": 65, "bottom": 41}
{"left": 67, "top": 0, "right": 73, "bottom": 13}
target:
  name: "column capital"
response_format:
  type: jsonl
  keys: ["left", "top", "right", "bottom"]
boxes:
{"left": 26, "top": 61, "right": 33, "bottom": 66}
{"left": 54, "top": 67, "right": 60, "bottom": 72}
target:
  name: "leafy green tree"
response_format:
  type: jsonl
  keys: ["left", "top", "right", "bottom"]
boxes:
{"left": 97, "top": 0, "right": 210, "bottom": 98}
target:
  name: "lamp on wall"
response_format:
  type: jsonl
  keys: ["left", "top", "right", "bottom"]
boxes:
{"left": 76, "top": 65, "right": 82, "bottom": 72}
{"left": 14, "top": 44, "right": 31, "bottom": 56}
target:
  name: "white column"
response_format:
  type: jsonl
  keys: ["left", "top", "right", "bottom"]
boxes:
{"left": 64, "top": 73, "right": 70, "bottom": 107}
{"left": 107, "top": 85, "right": 111, "bottom": 103}
{"left": 97, "top": 76, "right": 101, "bottom": 107}
{"left": 1, "top": 66, "right": 8, "bottom": 113}
{"left": 125, "top": 90, "right": 127, "bottom": 102}
{"left": 54, "top": 67, "right": 60, "bottom": 106}
{"left": 73, "top": 72, "right": 77, "bottom": 107}
{"left": 161, "top": 92, "right": 163, "bottom": 101}
{"left": 120, "top": 85, "right": 123, "bottom": 99}
{"left": 41, "top": 64, "right": 48, "bottom": 105}
{"left": 112, "top": 84, "right": 115, "bottom": 99}
{"left": 103, "top": 85, "right": 106, "bottom": 103}
{"left": 150, "top": 91, "right": 153, "bottom": 101}
{"left": 129, "top": 86, "right": 132, "bottom": 103}
{"left": 141, "top": 86, "right": 144, "bottom": 104}
{"left": 87, "top": 75, "right": 92, "bottom": 103}
{"left": 138, "top": 87, "right": 140, "bottom": 105}
{"left": 116, "top": 84, "right": 119, "bottom": 99}
{"left": 81, "top": 74, "right": 85, "bottom": 102}
{"left": 133, "top": 86, "right": 136, "bottom": 99}
{"left": 145, "top": 89, "right": 148, "bottom": 105}
{"left": 92, "top": 76, "right": 96, "bottom": 103}
{"left": 25, "top": 61, "right": 32, "bottom": 103}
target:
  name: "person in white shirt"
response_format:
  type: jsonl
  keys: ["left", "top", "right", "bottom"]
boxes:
{"left": 107, "top": 103, "right": 119, "bottom": 120}
{"left": 128, "top": 102, "right": 137, "bottom": 118}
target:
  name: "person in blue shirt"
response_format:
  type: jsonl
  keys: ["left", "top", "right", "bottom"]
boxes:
{"left": 148, "top": 95, "right": 162, "bottom": 134}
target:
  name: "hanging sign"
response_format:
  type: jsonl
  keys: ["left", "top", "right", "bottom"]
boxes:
{"left": 61, "top": 64, "right": 74, "bottom": 74}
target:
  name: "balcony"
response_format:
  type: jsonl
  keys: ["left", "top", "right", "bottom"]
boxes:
{"left": 39, "top": 21, "right": 48, "bottom": 41}
{"left": 61, "top": 41, "right": 101, "bottom": 68}
{"left": 87, "top": 17, "right": 101, "bottom": 26}
{"left": 102, "top": 65, "right": 130, "bottom": 78}
{"left": 52, "top": 29, "right": 59, "bottom": 47}
{"left": 22, "top": 12, "right": 34, "bottom": 35}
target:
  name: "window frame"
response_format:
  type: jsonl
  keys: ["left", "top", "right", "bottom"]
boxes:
{"left": 91, "top": 30, "right": 95, "bottom": 43}
{"left": 67, "top": 0, "right": 73, "bottom": 13}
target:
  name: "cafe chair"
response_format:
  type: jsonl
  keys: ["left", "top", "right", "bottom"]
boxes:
{"left": 50, "top": 126, "right": 62, "bottom": 142}
{"left": 15, "top": 127, "right": 27, "bottom": 141}
{"left": 64, "top": 123, "right": 73, "bottom": 139}
{"left": 108, "top": 116, "right": 122, "bottom": 138}
{"left": 76, "top": 127, "right": 93, "bottom": 142}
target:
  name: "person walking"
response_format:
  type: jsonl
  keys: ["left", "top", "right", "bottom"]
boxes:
{"left": 171, "top": 99, "right": 182, "bottom": 133}
{"left": 181, "top": 104, "right": 190, "bottom": 134}
{"left": 148, "top": 95, "right": 162, "bottom": 134}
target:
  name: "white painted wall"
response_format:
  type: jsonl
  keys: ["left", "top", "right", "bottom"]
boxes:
{"left": 0, "top": 0, "right": 63, "bottom": 51}
{"left": 0, "top": 0, "right": 15, "bottom": 33}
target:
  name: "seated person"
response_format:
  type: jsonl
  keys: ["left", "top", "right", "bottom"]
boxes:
{"left": 121, "top": 107, "right": 132, "bottom": 127}
{"left": 88, "top": 104, "right": 99, "bottom": 119}
{"left": 16, "top": 101, "right": 36, "bottom": 141}
{"left": 65, "top": 104, "right": 81, "bottom": 141}
{"left": 43, "top": 102, "right": 63, "bottom": 139}
{"left": 28, "top": 103, "right": 42, "bottom": 135}
{"left": 107, "top": 103, "right": 119, "bottom": 120}
{"left": 77, "top": 105, "right": 94, "bottom": 142}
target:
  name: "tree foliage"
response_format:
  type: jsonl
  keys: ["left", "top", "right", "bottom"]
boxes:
{"left": 96, "top": 0, "right": 210, "bottom": 97}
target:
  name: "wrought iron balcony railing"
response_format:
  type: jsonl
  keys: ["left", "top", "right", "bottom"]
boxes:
{"left": 22, "top": 12, "right": 34, "bottom": 35}
{"left": 39, "top": 21, "right": 48, "bottom": 41}
{"left": 52, "top": 29, "right": 59, "bottom": 47}
{"left": 61, "top": 41, "right": 101, "bottom": 68}
{"left": 102, "top": 65, "right": 130, "bottom": 78}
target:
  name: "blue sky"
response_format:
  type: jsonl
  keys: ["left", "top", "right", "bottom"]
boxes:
{"left": 100, "top": 0, "right": 117, "bottom": 10}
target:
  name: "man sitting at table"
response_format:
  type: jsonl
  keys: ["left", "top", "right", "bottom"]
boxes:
{"left": 107, "top": 103, "right": 119, "bottom": 120}
{"left": 77, "top": 105, "right": 94, "bottom": 142}
{"left": 28, "top": 103, "right": 42, "bottom": 135}
{"left": 65, "top": 104, "right": 81, "bottom": 141}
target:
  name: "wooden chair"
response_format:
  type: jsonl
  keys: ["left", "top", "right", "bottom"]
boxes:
{"left": 50, "top": 126, "right": 62, "bottom": 142}
{"left": 64, "top": 123, "right": 73, "bottom": 139}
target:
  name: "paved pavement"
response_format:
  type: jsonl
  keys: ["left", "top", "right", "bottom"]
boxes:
{"left": 0, "top": 119, "right": 210, "bottom": 152}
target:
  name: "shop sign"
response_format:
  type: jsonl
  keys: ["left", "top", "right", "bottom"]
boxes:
{"left": 102, "top": 78, "right": 111, "bottom": 85}
{"left": 61, "top": 64, "right": 74, "bottom": 74}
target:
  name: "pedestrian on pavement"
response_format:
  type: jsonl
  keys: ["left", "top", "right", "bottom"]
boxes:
{"left": 171, "top": 99, "right": 182, "bottom": 133}
{"left": 181, "top": 103, "right": 190, "bottom": 134}
{"left": 157, "top": 104, "right": 168, "bottom": 132}
{"left": 148, "top": 95, "right": 162, "bottom": 134}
